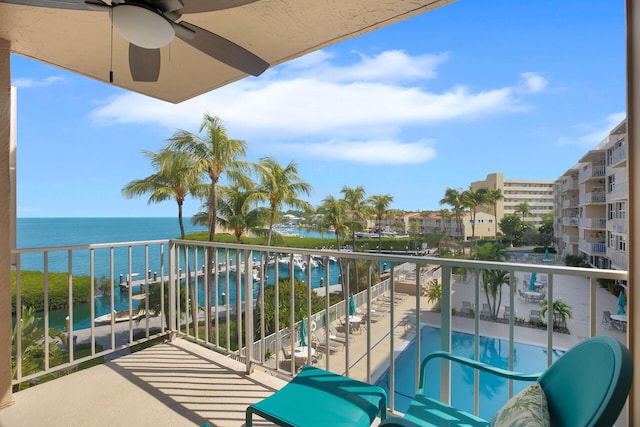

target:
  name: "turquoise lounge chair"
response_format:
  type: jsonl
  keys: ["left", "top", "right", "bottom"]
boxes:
{"left": 246, "top": 366, "right": 387, "bottom": 427}
{"left": 380, "top": 335, "right": 632, "bottom": 427}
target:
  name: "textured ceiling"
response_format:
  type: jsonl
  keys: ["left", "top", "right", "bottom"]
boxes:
{"left": 0, "top": 0, "right": 455, "bottom": 103}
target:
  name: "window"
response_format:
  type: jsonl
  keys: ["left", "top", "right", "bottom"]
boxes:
{"left": 608, "top": 204, "right": 615, "bottom": 220}
{"left": 617, "top": 201, "right": 626, "bottom": 219}
{"left": 609, "top": 232, "right": 615, "bottom": 248}
{"left": 618, "top": 236, "right": 627, "bottom": 252}
{"left": 608, "top": 175, "right": 615, "bottom": 192}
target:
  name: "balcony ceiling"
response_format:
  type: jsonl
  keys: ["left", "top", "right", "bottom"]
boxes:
{"left": 0, "top": 0, "right": 455, "bottom": 103}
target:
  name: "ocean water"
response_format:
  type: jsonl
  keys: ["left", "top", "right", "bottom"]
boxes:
{"left": 15, "top": 218, "right": 340, "bottom": 330}
{"left": 17, "top": 217, "right": 205, "bottom": 248}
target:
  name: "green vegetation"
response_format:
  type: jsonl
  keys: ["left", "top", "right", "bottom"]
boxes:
{"left": 12, "top": 306, "right": 66, "bottom": 390}
{"left": 541, "top": 299, "right": 573, "bottom": 329}
{"left": 11, "top": 270, "right": 92, "bottom": 314}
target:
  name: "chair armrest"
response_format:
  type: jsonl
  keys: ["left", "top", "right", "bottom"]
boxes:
{"left": 419, "top": 351, "right": 541, "bottom": 389}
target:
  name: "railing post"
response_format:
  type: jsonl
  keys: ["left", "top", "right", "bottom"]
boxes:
{"left": 440, "top": 265, "right": 453, "bottom": 405}
{"left": 168, "top": 241, "right": 176, "bottom": 339}
{"left": 244, "top": 249, "right": 253, "bottom": 374}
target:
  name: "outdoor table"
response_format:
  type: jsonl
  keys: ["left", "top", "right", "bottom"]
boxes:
{"left": 348, "top": 315, "right": 362, "bottom": 323}
{"left": 293, "top": 346, "right": 315, "bottom": 360}
{"left": 611, "top": 314, "right": 627, "bottom": 331}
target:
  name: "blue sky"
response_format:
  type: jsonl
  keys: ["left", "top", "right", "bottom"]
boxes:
{"left": 13, "top": 0, "right": 625, "bottom": 218}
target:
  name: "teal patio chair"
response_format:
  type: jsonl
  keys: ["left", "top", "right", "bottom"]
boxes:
{"left": 380, "top": 335, "right": 632, "bottom": 427}
{"left": 246, "top": 366, "right": 387, "bottom": 427}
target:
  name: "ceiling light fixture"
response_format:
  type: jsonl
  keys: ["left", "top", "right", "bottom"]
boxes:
{"left": 110, "top": 4, "right": 175, "bottom": 49}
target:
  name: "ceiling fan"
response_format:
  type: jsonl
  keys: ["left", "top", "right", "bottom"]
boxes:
{"left": 1, "top": 0, "right": 269, "bottom": 82}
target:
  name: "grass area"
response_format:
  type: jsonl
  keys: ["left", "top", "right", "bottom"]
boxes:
{"left": 185, "top": 231, "right": 417, "bottom": 252}
{"left": 11, "top": 270, "right": 91, "bottom": 314}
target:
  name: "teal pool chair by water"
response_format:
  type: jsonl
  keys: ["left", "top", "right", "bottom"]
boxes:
{"left": 379, "top": 336, "right": 632, "bottom": 427}
{"left": 246, "top": 366, "right": 387, "bottom": 427}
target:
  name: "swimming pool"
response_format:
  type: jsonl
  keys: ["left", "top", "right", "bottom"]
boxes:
{"left": 376, "top": 325, "right": 563, "bottom": 420}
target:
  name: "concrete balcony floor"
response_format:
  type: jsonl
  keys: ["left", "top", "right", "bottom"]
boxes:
{"left": 0, "top": 338, "right": 288, "bottom": 427}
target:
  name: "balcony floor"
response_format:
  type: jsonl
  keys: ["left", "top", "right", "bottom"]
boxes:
{"left": 0, "top": 338, "right": 288, "bottom": 427}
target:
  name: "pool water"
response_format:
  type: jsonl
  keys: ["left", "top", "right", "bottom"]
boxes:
{"left": 377, "top": 325, "right": 563, "bottom": 420}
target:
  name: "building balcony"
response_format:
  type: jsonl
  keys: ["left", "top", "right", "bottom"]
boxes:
{"left": 562, "top": 233, "right": 579, "bottom": 245}
{"left": 611, "top": 251, "right": 628, "bottom": 270}
{"left": 579, "top": 240, "right": 607, "bottom": 254}
{"left": 579, "top": 217, "right": 607, "bottom": 229}
{"left": 608, "top": 145, "right": 627, "bottom": 167}
{"left": 562, "top": 198, "right": 579, "bottom": 208}
{"left": 562, "top": 177, "right": 578, "bottom": 192}
{"left": 609, "top": 218, "right": 629, "bottom": 234}
{"left": 578, "top": 164, "right": 606, "bottom": 183}
{"left": 4, "top": 240, "right": 629, "bottom": 426}
{"left": 562, "top": 216, "right": 579, "bottom": 226}
{"left": 580, "top": 192, "right": 606, "bottom": 204}
{"left": 609, "top": 181, "right": 628, "bottom": 200}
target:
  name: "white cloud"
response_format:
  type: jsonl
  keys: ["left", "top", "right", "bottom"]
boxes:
{"left": 12, "top": 76, "right": 64, "bottom": 88}
{"left": 89, "top": 49, "right": 543, "bottom": 164}
{"left": 519, "top": 72, "right": 548, "bottom": 93}
{"left": 272, "top": 139, "right": 436, "bottom": 164}
{"left": 559, "top": 112, "right": 626, "bottom": 149}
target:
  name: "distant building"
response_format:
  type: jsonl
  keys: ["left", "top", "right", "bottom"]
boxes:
{"left": 470, "top": 173, "right": 555, "bottom": 228}
{"left": 554, "top": 119, "right": 627, "bottom": 270}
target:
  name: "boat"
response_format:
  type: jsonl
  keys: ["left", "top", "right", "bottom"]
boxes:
{"left": 94, "top": 309, "right": 144, "bottom": 325}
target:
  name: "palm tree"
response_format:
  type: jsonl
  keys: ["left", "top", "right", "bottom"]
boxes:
{"left": 476, "top": 242, "right": 509, "bottom": 319}
{"left": 216, "top": 184, "right": 268, "bottom": 243}
{"left": 122, "top": 148, "right": 207, "bottom": 325}
{"left": 340, "top": 185, "right": 369, "bottom": 250}
{"left": 439, "top": 188, "right": 466, "bottom": 250}
{"left": 541, "top": 299, "right": 573, "bottom": 329}
{"left": 252, "top": 156, "right": 313, "bottom": 247}
{"left": 168, "top": 113, "right": 248, "bottom": 243}
{"left": 462, "top": 187, "right": 487, "bottom": 245}
{"left": 122, "top": 148, "right": 205, "bottom": 239}
{"left": 318, "top": 195, "right": 349, "bottom": 251}
{"left": 368, "top": 194, "right": 394, "bottom": 253}
{"left": 317, "top": 195, "right": 350, "bottom": 297}
{"left": 515, "top": 201, "right": 532, "bottom": 223}
{"left": 484, "top": 188, "right": 503, "bottom": 241}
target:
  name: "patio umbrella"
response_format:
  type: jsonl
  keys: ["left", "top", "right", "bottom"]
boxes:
{"left": 617, "top": 291, "right": 626, "bottom": 315}
{"left": 300, "top": 318, "right": 308, "bottom": 347}
{"left": 349, "top": 294, "right": 357, "bottom": 316}
{"left": 544, "top": 248, "right": 550, "bottom": 260}
{"left": 529, "top": 272, "right": 537, "bottom": 291}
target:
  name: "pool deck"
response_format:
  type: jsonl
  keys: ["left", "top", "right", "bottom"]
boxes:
{"left": 0, "top": 269, "right": 628, "bottom": 426}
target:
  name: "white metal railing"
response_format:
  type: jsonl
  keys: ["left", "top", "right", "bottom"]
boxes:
{"left": 609, "top": 218, "right": 628, "bottom": 234}
{"left": 579, "top": 217, "right": 607, "bottom": 229}
{"left": 608, "top": 145, "right": 627, "bottom": 166}
{"left": 579, "top": 240, "right": 607, "bottom": 254}
{"left": 611, "top": 251, "right": 628, "bottom": 270}
{"left": 562, "top": 216, "right": 579, "bottom": 226}
{"left": 610, "top": 181, "right": 628, "bottom": 199}
{"left": 562, "top": 198, "right": 579, "bottom": 208}
{"left": 580, "top": 192, "right": 606, "bottom": 204}
{"left": 11, "top": 239, "right": 628, "bottom": 418}
{"left": 579, "top": 164, "right": 606, "bottom": 182}
{"left": 562, "top": 177, "right": 577, "bottom": 192}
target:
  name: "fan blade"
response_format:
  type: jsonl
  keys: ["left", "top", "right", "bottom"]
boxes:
{"left": 177, "top": 0, "right": 257, "bottom": 15}
{"left": 0, "top": 0, "right": 98, "bottom": 10}
{"left": 176, "top": 22, "right": 268, "bottom": 76}
{"left": 129, "top": 44, "right": 161, "bottom": 82}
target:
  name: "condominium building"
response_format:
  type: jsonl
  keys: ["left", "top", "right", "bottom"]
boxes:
{"left": 554, "top": 119, "right": 627, "bottom": 270}
{"left": 408, "top": 211, "right": 497, "bottom": 241}
{"left": 470, "top": 173, "right": 555, "bottom": 227}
